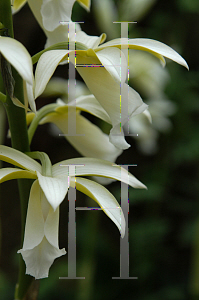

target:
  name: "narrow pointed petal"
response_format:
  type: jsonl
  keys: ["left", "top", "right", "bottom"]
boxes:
{"left": 0, "top": 168, "right": 37, "bottom": 183}
{"left": 0, "top": 145, "right": 42, "bottom": 172}
{"left": 19, "top": 180, "right": 45, "bottom": 250}
{"left": 42, "top": 109, "right": 122, "bottom": 161}
{"left": 35, "top": 50, "right": 70, "bottom": 98}
{"left": 0, "top": 37, "right": 33, "bottom": 84}
{"left": 68, "top": 114, "right": 121, "bottom": 161}
{"left": 76, "top": 31, "right": 106, "bottom": 49}
{"left": 97, "top": 38, "right": 189, "bottom": 69}
{"left": 37, "top": 171, "right": 69, "bottom": 210}
{"left": 53, "top": 158, "right": 146, "bottom": 189}
{"left": 44, "top": 205, "right": 61, "bottom": 248}
{"left": 73, "top": 95, "right": 111, "bottom": 123}
{"left": 71, "top": 177, "right": 125, "bottom": 237}
{"left": 57, "top": 96, "right": 111, "bottom": 124}
{"left": 25, "top": 81, "right": 36, "bottom": 113}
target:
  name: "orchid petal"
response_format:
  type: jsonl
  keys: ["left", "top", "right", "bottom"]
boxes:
{"left": 76, "top": 50, "right": 147, "bottom": 149}
{"left": 12, "top": 0, "right": 27, "bottom": 14}
{"left": 35, "top": 50, "right": 71, "bottom": 98}
{"left": 44, "top": 205, "right": 60, "bottom": 248}
{"left": 0, "top": 37, "right": 33, "bottom": 84}
{"left": 70, "top": 177, "right": 125, "bottom": 237}
{"left": 40, "top": 0, "right": 76, "bottom": 31}
{"left": 45, "top": 22, "right": 82, "bottom": 48}
{"left": 57, "top": 96, "right": 111, "bottom": 124}
{"left": 97, "top": 38, "right": 189, "bottom": 69}
{"left": 71, "top": 95, "right": 111, "bottom": 123}
{"left": 0, "top": 145, "right": 42, "bottom": 172}
{"left": 37, "top": 171, "right": 69, "bottom": 211}
{"left": 96, "top": 47, "right": 127, "bottom": 85}
{"left": 77, "top": 0, "right": 91, "bottom": 11}
{"left": 0, "top": 168, "right": 36, "bottom": 183}
{"left": 27, "top": 0, "right": 43, "bottom": 28}
{"left": 42, "top": 109, "right": 122, "bottom": 161}
{"left": 76, "top": 31, "right": 106, "bottom": 49}
{"left": 18, "top": 180, "right": 66, "bottom": 279}
{"left": 19, "top": 180, "right": 45, "bottom": 250}
{"left": 143, "top": 108, "right": 152, "bottom": 123}
{"left": 52, "top": 158, "right": 146, "bottom": 189}
{"left": 35, "top": 47, "right": 146, "bottom": 149}
{"left": 19, "top": 236, "right": 66, "bottom": 279}
{"left": 28, "top": 1, "right": 80, "bottom": 48}
{"left": 45, "top": 25, "right": 74, "bottom": 48}
{"left": 25, "top": 81, "right": 36, "bottom": 113}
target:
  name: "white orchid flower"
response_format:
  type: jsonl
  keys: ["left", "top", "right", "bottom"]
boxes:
{"left": 0, "top": 36, "right": 35, "bottom": 111}
{"left": 18, "top": 179, "right": 66, "bottom": 279}
{"left": 33, "top": 27, "right": 188, "bottom": 149}
{"left": 0, "top": 145, "right": 146, "bottom": 278}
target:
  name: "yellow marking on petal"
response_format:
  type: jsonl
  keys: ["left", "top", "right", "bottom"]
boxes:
{"left": 128, "top": 45, "right": 166, "bottom": 66}
{"left": 26, "top": 112, "right": 35, "bottom": 126}
{"left": 86, "top": 48, "right": 97, "bottom": 57}
{"left": 99, "top": 33, "right": 106, "bottom": 45}
{"left": 96, "top": 44, "right": 166, "bottom": 66}
{"left": 0, "top": 168, "right": 36, "bottom": 184}
{"left": 77, "top": 0, "right": 91, "bottom": 11}
{"left": 12, "top": 0, "right": 27, "bottom": 13}
{"left": 0, "top": 145, "right": 42, "bottom": 172}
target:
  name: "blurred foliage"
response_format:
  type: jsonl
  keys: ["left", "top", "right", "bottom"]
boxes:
{"left": 0, "top": 0, "right": 199, "bottom": 300}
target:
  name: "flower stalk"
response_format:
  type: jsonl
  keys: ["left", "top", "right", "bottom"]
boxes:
{"left": 0, "top": 1, "right": 36, "bottom": 299}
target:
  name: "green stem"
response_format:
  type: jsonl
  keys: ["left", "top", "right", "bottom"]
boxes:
{"left": 0, "top": 92, "right": 6, "bottom": 103}
{"left": 28, "top": 103, "right": 58, "bottom": 143}
{"left": 0, "top": 1, "right": 37, "bottom": 299}
{"left": 0, "top": 0, "right": 13, "bottom": 38}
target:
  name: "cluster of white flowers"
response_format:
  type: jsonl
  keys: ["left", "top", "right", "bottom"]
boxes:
{"left": 0, "top": 0, "right": 188, "bottom": 280}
